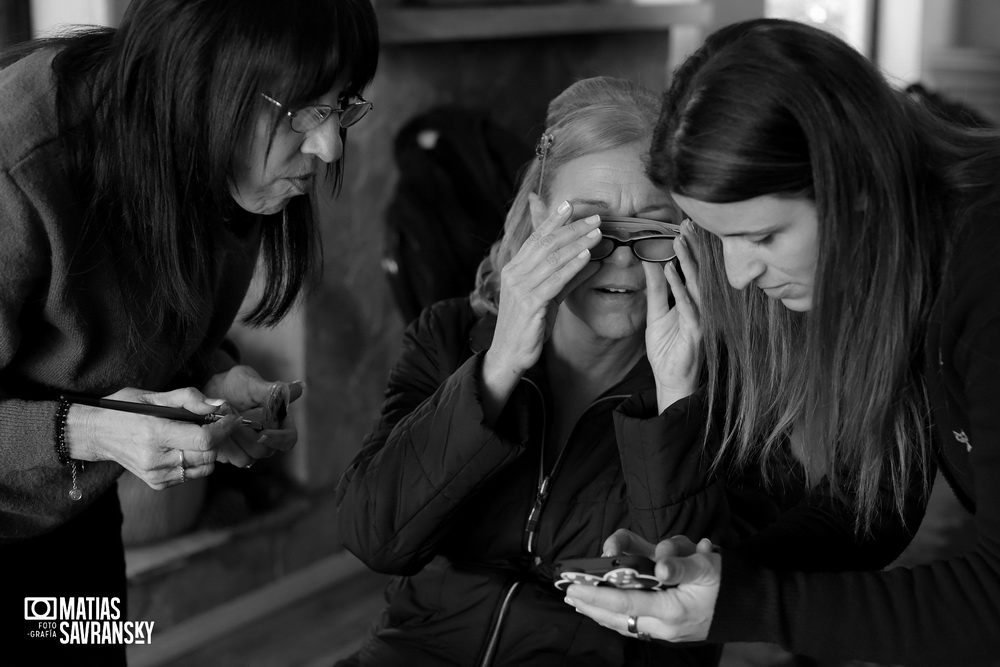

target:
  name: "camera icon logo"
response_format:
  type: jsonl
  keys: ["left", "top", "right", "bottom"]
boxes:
{"left": 24, "top": 597, "right": 57, "bottom": 621}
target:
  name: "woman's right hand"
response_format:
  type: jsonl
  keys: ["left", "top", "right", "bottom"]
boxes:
{"left": 65, "top": 387, "right": 239, "bottom": 489}
{"left": 643, "top": 220, "right": 705, "bottom": 411}
{"left": 482, "top": 200, "right": 602, "bottom": 414}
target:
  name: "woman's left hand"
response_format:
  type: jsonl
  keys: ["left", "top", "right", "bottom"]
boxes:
{"left": 564, "top": 531, "right": 722, "bottom": 643}
{"left": 202, "top": 365, "right": 304, "bottom": 468}
{"left": 643, "top": 220, "right": 704, "bottom": 410}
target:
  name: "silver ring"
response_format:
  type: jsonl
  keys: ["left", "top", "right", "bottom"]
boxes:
{"left": 627, "top": 615, "right": 639, "bottom": 635}
{"left": 178, "top": 450, "right": 186, "bottom": 483}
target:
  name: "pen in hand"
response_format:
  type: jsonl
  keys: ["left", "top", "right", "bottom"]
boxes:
{"left": 62, "top": 395, "right": 265, "bottom": 431}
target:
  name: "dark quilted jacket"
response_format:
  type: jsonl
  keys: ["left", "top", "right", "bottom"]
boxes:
{"left": 335, "top": 297, "right": 742, "bottom": 667}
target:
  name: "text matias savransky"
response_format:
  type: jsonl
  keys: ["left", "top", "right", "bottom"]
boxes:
{"left": 24, "top": 596, "right": 155, "bottom": 645}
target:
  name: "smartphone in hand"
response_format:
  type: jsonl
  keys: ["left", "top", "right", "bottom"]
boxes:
{"left": 553, "top": 555, "right": 668, "bottom": 592}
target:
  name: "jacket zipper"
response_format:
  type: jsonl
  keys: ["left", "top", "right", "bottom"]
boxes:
{"left": 523, "top": 380, "right": 629, "bottom": 555}
{"left": 478, "top": 581, "right": 520, "bottom": 667}
{"left": 478, "top": 378, "right": 629, "bottom": 666}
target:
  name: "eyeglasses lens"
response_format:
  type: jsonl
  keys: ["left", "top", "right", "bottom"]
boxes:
{"left": 634, "top": 237, "right": 676, "bottom": 262}
{"left": 339, "top": 101, "right": 372, "bottom": 128}
{"left": 592, "top": 238, "right": 616, "bottom": 260}
{"left": 291, "top": 106, "right": 332, "bottom": 133}
{"left": 591, "top": 236, "right": 676, "bottom": 262}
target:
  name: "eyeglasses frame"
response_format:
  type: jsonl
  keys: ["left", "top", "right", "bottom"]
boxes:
{"left": 593, "top": 216, "right": 682, "bottom": 263}
{"left": 260, "top": 92, "right": 373, "bottom": 132}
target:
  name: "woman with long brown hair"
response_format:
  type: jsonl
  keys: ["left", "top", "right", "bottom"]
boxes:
{"left": 566, "top": 18, "right": 1000, "bottom": 663}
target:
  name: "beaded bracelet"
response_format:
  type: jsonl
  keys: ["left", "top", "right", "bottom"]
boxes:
{"left": 55, "top": 396, "right": 82, "bottom": 501}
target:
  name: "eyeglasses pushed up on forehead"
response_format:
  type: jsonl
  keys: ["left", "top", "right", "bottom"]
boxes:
{"left": 593, "top": 216, "right": 681, "bottom": 263}
{"left": 260, "top": 93, "right": 373, "bottom": 133}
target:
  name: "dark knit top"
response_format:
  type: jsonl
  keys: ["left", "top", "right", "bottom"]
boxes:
{"left": 0, "top": 49, "right": 261, "bottom": 542}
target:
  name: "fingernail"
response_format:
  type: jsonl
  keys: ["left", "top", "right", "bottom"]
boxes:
{"left": 257, "top": 434, "right": 269, "bottom": 444}
{"left": 206, "top": 398, "right": 227, "bottom": 407}
{"left": 577, "top": 249, "right": 590, "bottom": 259}
{"left": 586, "top": 215, "right": 601, "bottom": 225}
{"left": 586, "top": 228, "right": 601, "bottom": 238}
{"left": 290, "top": 380, "right": 306, "bottom": 387}
{"left": 557, "top": 201, "right": 571, "bottom": 214}
{"left": 563, "top": 596, "right": 576, "bottom": 607}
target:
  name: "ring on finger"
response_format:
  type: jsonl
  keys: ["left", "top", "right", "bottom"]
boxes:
{"left": 178, "top": 449, "right": 187, "bottom": 484}
{"left": 627, "top": 615, "right": 639, "bottom": 635}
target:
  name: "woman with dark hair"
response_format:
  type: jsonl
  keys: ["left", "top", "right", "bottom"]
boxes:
{"left": 0, "top": 0, "right": 378, "bottom": 662}
{"left": 565, "top": 18, "right": 1000, "bottom": 664}
{"left": 335, "top": 76, "right": 749, "bottom": 666}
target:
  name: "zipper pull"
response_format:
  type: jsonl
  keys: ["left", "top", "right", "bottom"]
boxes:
{"left": 524, "top": 476, "right": 551, "bottom": 552}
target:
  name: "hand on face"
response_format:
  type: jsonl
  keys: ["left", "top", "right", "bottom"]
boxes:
{"left": 565, "top": 529, "right": 721, "bottom": 643}
{"left": 643, "top": 220, "right": 705, "bottom": 410}
{"left": 486, "top": 199, "right": 602, "bottom": 380}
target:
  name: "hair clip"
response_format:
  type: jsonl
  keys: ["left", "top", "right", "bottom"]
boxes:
{"left": 536, "top": 132, "right": 554, "bottom": 193}
{"left": 535, "top": 132, "right": 554, "bottom": 160}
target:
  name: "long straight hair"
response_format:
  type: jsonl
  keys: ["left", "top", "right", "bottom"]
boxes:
{"left": 32, "top": 0, "right": 378, "bottom": 350}
{"left": 647, "top": 19, "right": 989, "bottom": 530}
{"left": 472, "top": 76, "right": 661, "bottom": 314}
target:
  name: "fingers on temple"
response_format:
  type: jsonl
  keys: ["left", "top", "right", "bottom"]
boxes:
{"left": 643, "top": 262, "right": 670, "bottom": 312}
{"left": 526, "top": 215, "right": 600, "bottom": 262}
{"left": 665, "top": 262, "right": 698, "bottom": 321}
{"left": 674, "top": 232, "right": 703, "bottom": 304}
{"left": 536, "top": 200, "right": 573, "bottom": 234}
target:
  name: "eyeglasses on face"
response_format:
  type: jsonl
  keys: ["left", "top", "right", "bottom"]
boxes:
{"left": 260, "top": 93, "right": 373, "bottom": 133}
{"left": 592, "top": 216, "right": 681, "bottom": 263}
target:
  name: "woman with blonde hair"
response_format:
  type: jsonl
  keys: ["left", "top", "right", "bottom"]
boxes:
{"left": 336, "top": 76, "right": 746, "bottom": 666}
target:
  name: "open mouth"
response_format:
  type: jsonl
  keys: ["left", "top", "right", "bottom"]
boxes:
{"left": 595, "top": 287, "right": 638, "bottom": 295}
